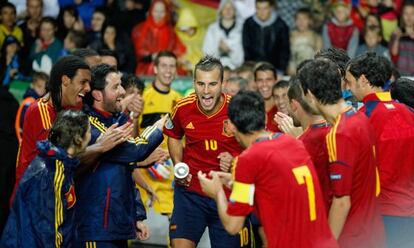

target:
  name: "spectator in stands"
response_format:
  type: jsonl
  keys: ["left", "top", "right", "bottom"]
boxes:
{"left": 288, "top": 7, "right": 322, "bottom": 75}
{"left": 59, "top": 0, "right": 105, "bottom": 30}
{"left": 242, "top": 0, "right": 290, "bottom": 75}
{"left": 203, "top": 0, "right": 244, "bottom": 70}
{"left": 30, "top": 17, "right": 63, "bottom": 74}
{"left": 90, "top": 21, "right": 135, "bottom": 73}
{"left": 276, "top": 0, "right": 307, "bottom": 29}
{"left": 15, "top": 71, "right": 49, "bottom": 143}
{"left": 390, "top": 2, "right": 414, "bottom": 76}
{"left": 114, "top": 0, "right": 150, "bottom": 35}
{"left": 18, "top": 0, "right": 43, "bottom": 76}
{"left": 56, "top": 6, "right": 84, "bottom": 42}
{"left": 0, "top": 35, "right": 23, "bottom": 88}
{"left": 378, "top": 0, "right": 402, "bottom": 43}
{"left": 61, "top": 30, "right": 87, "bottom": 56}
{"left": 356, "top": 25, "right": 390, "bottom": 59}
{"left": 175, "top": 8, "right": 207, "bottom": 75}
{"left": 132, "top": 0, "right": 186, "bottom": 76}
{"left": 322, "top": 0, "right": 359, "bottom": 58}
{"left": 87, "top": 7, "right": 107, "bottom": 48}
{"left": 0, "top": 3, "right": 23, "bottom": 49}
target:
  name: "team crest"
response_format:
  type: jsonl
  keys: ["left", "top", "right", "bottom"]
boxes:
{"left": 65, "top": 185, "right": 76, "bottom": 209}
{"left": 165, "top": 114, "right": 174, "bottom": 129}
{"left": 222, "top": 119, "right": 234, "bottom": 137}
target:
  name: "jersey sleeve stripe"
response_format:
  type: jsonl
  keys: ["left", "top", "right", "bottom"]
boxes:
{"left": 39, "top": 102, "right": 52, "bottom": 129}
{"left": 326, "top": 115, "right": 341, "bottom": 162}
{"left": 38, "top": 102, "right": 47, "bottom": 129}
{"left": 89, "top": 117, "right": 107, "bottom": 133}
{"left": 171, "top": 98, "right": 197, "bottom": 118}
{"left": 54, "top": 160, "right": 65, "bottom": 248}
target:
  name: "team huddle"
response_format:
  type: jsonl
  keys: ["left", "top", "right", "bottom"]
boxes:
{"left": 1, "top": 48, "right": 414, "bottom": 248}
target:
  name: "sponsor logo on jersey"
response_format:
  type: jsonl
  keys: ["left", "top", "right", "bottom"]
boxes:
{"left": 185, "top": 122, "right": 195, "bottom": 129}
{"left": 330, "top": 174, "right": 342, "bottom": 180}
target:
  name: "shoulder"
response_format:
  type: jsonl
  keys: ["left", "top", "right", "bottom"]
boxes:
{"left": 174, "top": 94, "right": 197, "bottom": 110}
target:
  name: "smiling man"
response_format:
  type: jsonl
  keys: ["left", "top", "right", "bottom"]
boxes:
{"left": 13, "top": 55, "right": 91, "bottom": 195}
{"left": 164, "top": 56, "right": 251, "bottom": 248}
{"left": 254, "top": 62, "right": 280, "bottom": 132}
{"left": 76, "top": 64, "right": 165, "bottom": 247}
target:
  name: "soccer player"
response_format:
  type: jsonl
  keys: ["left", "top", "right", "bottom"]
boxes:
{"left": 272, "top": 80, "right": 290, "bottom": 115}
{"left": 139, "top": 51, "right": 182, "bottom": 215}
{"left": 254, "top": 62, "right": 280, "bottom": 132}
{"left": 14, "top": 56, "right": 91, "bottom": 194}
{"left": 298, "top": 59, "right": 385, "bottom": 248}
{"left": 164, "top": 56, "right": 251, "bottom": 248}
{"left": 286, "top": 78, "right": 332, "bottom": 209}
{"left": 1, "top": 110, "right": 91, "bottom": 248}
{"left": 76, "top": 64, "right": 165, "bottom": 247}
{"left": 198, "top": 91, "right": 338, "bottom": 248}
{"left": 345, "top": 53, "right": 414, "bottom": 248}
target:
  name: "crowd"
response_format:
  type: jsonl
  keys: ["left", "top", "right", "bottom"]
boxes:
{"left": 1, "top": 0, "right": 414, "bottom": 248}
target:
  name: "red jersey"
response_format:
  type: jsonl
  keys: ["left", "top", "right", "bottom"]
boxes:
{"left": 164, "top": 93, "right": 243, "bottom": 195}
{"left": 361, "top": 92, "right": 414, "bottom": 217}
{"left": 16, "top": 98, "right": 56, "bottom": 185}
{"left": 299, "top": 121, "right": 332, "bottom": 210}
{"left": 327, "top": 107, "right": 385, "bottom": 248}
{"left": 265, "top": 105, "right": 280, "bottom": 132}
{"left": 228, "top": 133, "right": 338, "bottom": 248}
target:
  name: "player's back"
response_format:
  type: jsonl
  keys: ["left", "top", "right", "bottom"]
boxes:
{"left": 244, "top": 133, "right": 337, "bottom": 248}
{"left": 299, "top": 121, "right": 332, "bottom": 210}
{"left": 328, "top": 108, "right": 385, "bottom": 248}
{"left": 362, "top": 92, "right": 414, "bottom": 216}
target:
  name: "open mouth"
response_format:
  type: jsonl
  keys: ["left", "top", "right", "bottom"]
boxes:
{"left": 201, "top": 96, "right": 213, "bottom": 107}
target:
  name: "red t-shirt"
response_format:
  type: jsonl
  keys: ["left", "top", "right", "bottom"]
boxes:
{"left": 16, "top": 98, "right": 57, "bottom": 185}
{"left": 265, "top": 105, "right": 280, "bottom": 132}
{"left": 228, "top": 133, "right": 338, "bottom": 248}
{"left": 164, "top": 93, "right": 243, "bottom": 195}
{"left": 327, "top": 107, "right": 385, "bottom": 248}
{"left": 299, "top": 121, "right": 332, "bottom": 210}
{"left": 361, "top": 92, "right": 414, "bottom": 217}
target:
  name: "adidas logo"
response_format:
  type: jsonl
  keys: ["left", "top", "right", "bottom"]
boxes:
{"left": 186, "top": 122, "right": 194, "bottom": 129}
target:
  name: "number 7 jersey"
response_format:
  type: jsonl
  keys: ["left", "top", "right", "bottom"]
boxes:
{"left": 164, "top": 93, "right": 243, "bottom": 196}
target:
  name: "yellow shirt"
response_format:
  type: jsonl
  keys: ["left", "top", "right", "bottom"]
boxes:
{"left": 0, "top": 24, "right": 23, "bottom": 48}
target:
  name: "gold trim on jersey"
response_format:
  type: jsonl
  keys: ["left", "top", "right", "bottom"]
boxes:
{"left": 38, "top": 101, "right": 52, "bottom": 130}
{"left": 326, "top": 114, "right": 341, "bottom": 163}
{"left": 230, "top": 181, "right": 255, "bottom": 206}
{"left": 54, "top": 160, "right": 65, "bottom": 248}
{"left": 376, "top": 92, "right": 392, "bottom": 102}
{"left": 171, "top": 95, "right": 197, "bottom": 118}
{"left": 195, "top": 94, "right": 228, "bottom": 119}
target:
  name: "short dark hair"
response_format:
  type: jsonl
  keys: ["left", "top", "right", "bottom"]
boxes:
{"left": 48, "top": 55, "right": 90, "bottom": 111}
{"left": 346, "top": 52, "right": 391, "bottom": 88}
{"left": 273, "top": 80, "right": 289, "bottom": 91}
{"left": 98, "top": 49, "right": 118, "bottom": 63}
{"left": 298, "top": 59, "right": 342, "bottom": 104}
{"left": 40, "top": 16, "right": 57, "bottom": 28}
{"left": 315, "top": 48, "right": 350, "bottom": 77}
{"left": 84, "top": 64, "right": 118, "bottom": 106}
{"left": 72, "top": 48, "right": 99, "bottom": 59}
{"left": 194, "top": 55, "right": 224, "bottom": 82}
{"left": 1, "top": 2, "right": 16, "bottom": 14}
{"left": 287, "top": 77, "right": 315, "bottom": 114}
{"left": 254, "top": 62, "right": 277, "bottom": 81}
{"left": 121, "top": 73, "right": 145, "bottom": 94}
{"left": 66, "top": 30, "right": 87, "bottom": 48}
{"left": 390, "top": 78, "right": 414, "bottom": 108}
{"left": 295, "top": 7, "right": 312, "bottom": 19}
{"left": 154, "top": 51, "right": 177, "bottom": 66}
{"left": 229, "top": 91, "right": 265, "bottom": 134}
{"left": 49, "top": 110, "right": 89, "bottom": 150}
{"left": 256, "top": 0, "right": 274, "bottom": 6}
